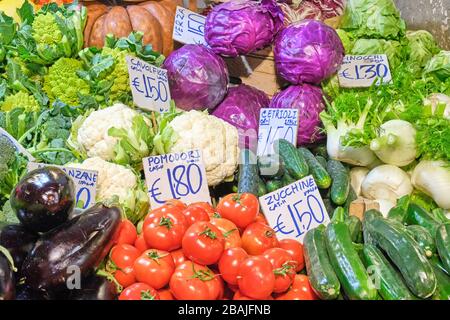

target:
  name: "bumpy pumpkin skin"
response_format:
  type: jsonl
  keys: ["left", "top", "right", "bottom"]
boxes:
{"left": 83, "top": 0, "right": 178, "bottom": 56}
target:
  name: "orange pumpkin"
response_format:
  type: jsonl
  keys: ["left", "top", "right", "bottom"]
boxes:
{"left": 82, "top": 0, "right": 181, "bottom": 56}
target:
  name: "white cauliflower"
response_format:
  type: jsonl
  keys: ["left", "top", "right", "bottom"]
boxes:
{"left": 156, "top": 110, "right": 239, "bottom": 187}
{"left": 69, "top": 157, "right": 149, "bottom": 223}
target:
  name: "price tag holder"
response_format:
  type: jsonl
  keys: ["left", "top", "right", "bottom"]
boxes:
{"left": 143, "top": 149, "right": 211, "bottom": 209}
{"left": 126, "top": 55, "right": 171, "bottom": 113}
{"left": 0, "top": 128, "right": 34, "bottom": 161}
{"left": 173, "top": 6, "right": 208, "bottom": 46}
{"left": 257, "top": 108, "right": 299, "bottom": 157}
{"left": 27, "top": 162, "right": 98, "bottom": 210}
{"left": 338, "top": 54, "right": 392, "bottom": 88}
{"left": 259, "top": 175, "right": 330, "bottom": 243}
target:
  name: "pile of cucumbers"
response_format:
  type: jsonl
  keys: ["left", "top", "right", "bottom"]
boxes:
{"left": 304, "top": 200, "right": 450, "bottom": 300}
{"left": 237, "top": 139, "right": 354, "bottom": 214}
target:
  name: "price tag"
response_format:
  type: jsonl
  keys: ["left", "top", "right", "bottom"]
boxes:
{"left": 259, "top": 175, "right": 330, "bottom": 243}
{"left": 338, "top": 54, "right": 392, "bottom": 88}
{"left": 143, "top": 149, "right": 211, "bottom": 209}
{"left": 27, "top": 162, "right": 98, "bottom": 210}
{"left": 173, "top": 6, "right": 208, "bottom": 46}
{"left": 257, "top": 108, "right": 299, "bottom": 157}
{"left": 0, "top": 128, "right": 34, "bottom": 160}
{"left": 126, "top": 55, "right": 171, "bottom": 113}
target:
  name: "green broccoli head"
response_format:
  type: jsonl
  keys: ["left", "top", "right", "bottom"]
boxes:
{"left": 44, "top": 57, "right": 90, "bottom": 106}
{"left": 1, "top": 91, "right": 40, "bottom": 112}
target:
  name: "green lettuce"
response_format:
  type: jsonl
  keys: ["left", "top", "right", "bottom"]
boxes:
{"left": 424, "top": 51, "right": 450, "bottom": 81}
{"left": 406, "top": 30, "right": 440, "bottom": 74}
{"left": 351, "top": 38, "right": 404, "bottom": 69}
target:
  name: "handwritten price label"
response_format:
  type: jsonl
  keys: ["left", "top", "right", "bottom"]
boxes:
{"left": 257, "top": 108, "right": 299, "bottom": 157}
{"left": 173, "top": 6, "right": 207, "bottom": 46}
{"left": 143, "top": 150, "right": 211, "bottom": 209}
{"left": 27, "top": 162, "right": 98, "bottom": 210}
{"left": 0, "top": 128, "right": 34, "bottom": 160}
{"left": 259, "top": 175, "right": 330, "bottom": 243}
{"left": 126, "top": 56, "right": 171, "bottom": 113}
{"left": 338, "top": 54, "right": 392, "bottom": 88}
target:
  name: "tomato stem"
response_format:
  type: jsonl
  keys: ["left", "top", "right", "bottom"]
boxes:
{"left": 190, "top": 264, "right": 215, "bottom": 282}
{"left": 222, "top": 228, "right": 238, "bottom": 238}
{"left": 273, "top": 262, "right": 295, "bottom": 277}
{"left": 198, "top": 226, "right": 217, "bottom": 239}
{"left": 159, "top": 216, "right": 173, "bottom": 229}
{"left": 140, "top": 290, "right": 156, "bottom": 300}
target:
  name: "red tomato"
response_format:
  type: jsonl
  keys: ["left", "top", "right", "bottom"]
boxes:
{"left": 237, "top": 256, "right": 275, "bottom": 300}
{"left": 143, "top": 206, "right": 187, "bottom": 251}
{"left": 241, "top": 222, "right": 279, "bottom": 255}
{"left": 170, "top": 261, "right": 224, "bottom": 300}
{"left": 276, "top": 275, "right": 317, "bottom": 300}
{"left": 157, "top": 288, "right": 174, "bottom": 300}
{"left": 278, "top": 239, "right": 305, "bottom": 272}
{"left": 109, "top": 244, "right": 140, "bottom": 287}
{"left": 210, "top": 218, "right": 242, "bottom": 249}
{"left": 182, "top": 221, "right": 225, "bottom": 265}
{"left": 119, "top": 283, "right": 160, "bottom": 300}
{"left": 233, "top": 290, "right": 274, "bottom": 300}
{"left": 170, "top": 249, "right": 187, "bottom": 267}
{"left": 133, "top": 249, "right": 175, "bottom": 289}
{"left": 115, "top": 220, "right": 137, "bottom": 245}
{"left": 263, "top": 248, "right": 296, "bottom": 293}
{"left": 182, "top": 205, "right": 210, "bottom": 226}
{"left": 254, "top": 212, "right": 268, "bottom": 225}
{"left": 189, "top": 202, "right": 217, "bottom": 218}
{"left": 216, "top": 193, "right": 259, "bottom": 229}
{"left": 218, "top": 247, "right": 248, "bottom": 286}
{"left": 134, "top": 234, "right": 148, "bottom": 254}
{"left": 165, "top": 199, "right": 188, "bottom": 210}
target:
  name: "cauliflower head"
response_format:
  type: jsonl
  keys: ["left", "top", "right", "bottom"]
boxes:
{"left": 75, "top": 104, "right": 140, "bottom": 161}
{"left": 44, "top": 57, "right": 89, "bottom": 105}
{"left": 167, "top": 110, "right": 239, "bottom": 186}
{"left": 69, "top": 157, "right": 149, "bottom": 223}
{"left": 1, "top": 91, "right": 40, "bottom": 112}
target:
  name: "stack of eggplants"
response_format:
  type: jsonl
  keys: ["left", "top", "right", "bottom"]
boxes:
{"left": 0, "top": 167, "right": 121, "bottom": 300}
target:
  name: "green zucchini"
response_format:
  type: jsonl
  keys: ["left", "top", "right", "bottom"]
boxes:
{"left": 436, "top": 223, "right": 450, "bottom": 275}
{"left": 315, "top": 155, "right": 328, "bottom": 170}
{"left": 237, "top": 149, "right": 259, "bottom": 195}
{"left": 275, "top": 139, "right": 309, "bottom": 180}
{"left": 298, "top": 148, "right": 331, "bottom": 189}
{"left": 344, "top": 186, "right": 358, "bottom": 212}
{"left": 432, "top": 208, "right": 449, "bottom": 224}
{"left": 322, "top": 198, "right": 336, "bottom": 219}
{"left": 281, "top": 172, "right": 296, "bottom": 187}
{"left": 327, "top": 160, "right": 350, "bottom": 206}
{"left": 365, "top": 216, "right": 437, "bottom": 298}
{"left": 346, "top": 215, "right": 363, "bottom": 243}
{"left": 430, "top": 257, "right": 450, "bottom": 300}
{"left": 258, "top": 154, "right": 284, "bottom": 179}
{"left": 266, "top": 179, "right": 284, "bottom": 193}
{"left": 362, "top": 209, "right": 383, "bottom": 245}
{"left": 362, "top": 244, "right": 415, "bottom": 300}
{"left": 405, "top": 225, "right": 436, "bottom": 258}
{"left": 257, "top": 177, "right": 267, "bottom": 197}
{"left": 303, "top": 225, "right": 340, "bottom": 300}
{"left": 405, "top": 203, "right": 441, "bottom": 236}
{"left": 325, "top": 222, "right": 378, "bottom": 300}
{"left": 387, "top": 195, "right": 410, "bottom": 223}
{"left": 331, "top": 206, "right": 346, "bottom": 223}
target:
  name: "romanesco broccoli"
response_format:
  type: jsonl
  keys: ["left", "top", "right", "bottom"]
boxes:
{"left": 1, "top": 91, "right": 40, "bottom": 112}
{"left": 102, "top": 47, "right": 130, "bottom": 104}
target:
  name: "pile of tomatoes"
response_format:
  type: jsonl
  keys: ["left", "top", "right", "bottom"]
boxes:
{"left": 107, "top": 193, "right": 318, "bottom": 300}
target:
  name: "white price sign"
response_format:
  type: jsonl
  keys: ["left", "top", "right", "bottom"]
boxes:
{"left": 257, "top": 108, "right": 299, "bottom": 157}
{"left": 0, "top": 128, "right": 34, "bottom": 160}
{"left": 173, "top": 6, "right": 207, "bottom": 46}
{"left": 126, "top": 55, "right": 171, "bottom": 113}
{"left": 143, "top": 150, "right": 211, "bottom": 209}
{"left": 27, "top": 162, "right": 98, "bottom": 210}
{"left": 338, "top": 54, "right": 392, "bottom": 88}
{"left": 259, "top": 175, "right": 330, "bottom": 243}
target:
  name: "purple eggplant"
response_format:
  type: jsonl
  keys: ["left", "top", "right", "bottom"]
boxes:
{"left": 0, "top": 223, "right": 38, "bottom": 271}
{"left": 10, "top": 167, "right": 75, "bottom": 233}
{"left": 21, "top": 204, "right": 121, "bottom": 294}
{"left": 67, "top": 275, "right": 118, "bottom": 300}
{"left": 15, "top": 284, "right": 48, "bottom": 300}
{"left": 0, "top": 251, "right": 15, "bottom": 300}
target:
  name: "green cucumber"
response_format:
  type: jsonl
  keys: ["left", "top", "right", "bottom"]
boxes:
{"left": 303, "top": 225, "right": 340, "bottom": 300}
{"left": 346, "top": 215, "right": 363, "bottom": 243}
{"left": 405, "top": 203, "right": 441, "bottom": 236}
{"left": 258, "top": 154, "right": 284, "bottom": 179}
{"left": 237, "top": 149, "right": 259, "bottom": 195}
{"left": 430, "top": 257, "right": 450, "bottom": 300}
{"left": 325, "top": 222, "right": 378, "bottom": 300}
{"left": 362, "top": 209, "right": 383, "bottom": 245}
{"left": 344, "top": 186, "right": 358, "bottom": 212}
{"left": 436, "top": 223, "right": 450, "bottom": 275}
{"left": 432, "top": 208, "right": 449, "bottom": 224}
{"left": 266, "top": 179, "right": 284, "bottom": 193}
{"left": 365, "top": 216, "right": 437, "bottom": 298}
{"left": 298, "top": 148, "right": 331, "bottom": 189}
{"left": 275, "top": 139, "right": 309, "bottom": 180}
{"left": 362, "top": 244, "right": 415, "bottom": 300}
{"left": 327, "top": 160, "right": 350, "bottom": 206}
{"left": 405, "top": 225, "right": 436, "bottom": 258}
{"left": 331, "top": 206, "right": 346, "bottom": 223}
{"left": 315, "top": 155, "right": 328, "bottom": 169}
{"left": 387, "top": 195, "right": 410, "bottom": 223}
